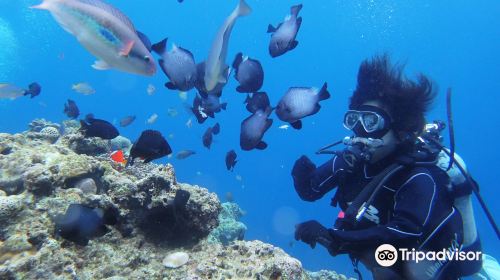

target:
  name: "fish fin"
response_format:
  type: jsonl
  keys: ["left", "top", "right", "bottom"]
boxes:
{"left": 198, "top": 91, "right": 208, "bottom": 99}
{"left": 236, "top": 86, "right": 247, "bottom": 93}
{"left": 267, "top": 24, "right": 277, "bottom": 33}
{"left": 136, "top": 31, "right": 152, "bottom": 52}
{"left": 207, "top": 111, "right": 215, "bottom": 118}
{"left": 311, "top": 103, "right": 321, "bottom": 116}
{"left": 318, "top": 82, "right": 330, "bottom": 101}
{"left": 151, "top": 38, "right": 168, "bottom": 55}
{"left": 165, "top": 82, "right": 178, "bottom": 90}
{"left": 291, "top": 4, "right": 303, "bottom": 17}
{"left": 85, "top": 114, "right": 95, "bottom": 122}
{"left": 232, "top": 52, "right": 243, "bottom": 70}
{"left": 92, "top": 60, "right": 111, "bottom": 70}
{"left": 256, "top": 141, "right": 268, "bottom": 150}
{"left": 238, "top": 0, "right": 252, "bottom": 16}
{"left": 212, "top": 123, "right": 220, "bottom": 135}
{"left": 119, "top": 41, "right": 135, "bottom": 56}
{"left": 266, "top": 119, "right": 273, "bottom": 131}
{"left": 296, "top": 16, "right": 303, "bottom": 29}
{"left": 221, "top": 102, "right": 228, "bottom": 110}
{"left": 92, "top": 223, "right": 110, "bottom": 238}
{"left": 218, "top": 75, "right": 228, "bottom": 84}
{"left": 218, "top": 66, "right": 231, "bottom": 84}
{"left": 289, "top": 40, "right": 299, "bottom": 51}
{"left": 30, "top": 1, "right": 50, "bottom": 10}
{"left": 291, "top": 120, "right": 302, "bottom": 130}
{"left": 177, "top": 46, "right": 195, "bottom": 61}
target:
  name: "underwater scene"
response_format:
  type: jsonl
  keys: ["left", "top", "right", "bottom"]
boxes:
{"left": 1, "top": 0, "right": 499, "bottom": 279}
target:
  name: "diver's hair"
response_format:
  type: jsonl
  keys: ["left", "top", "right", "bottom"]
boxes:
{"left": 349, "top": 54, "right": 437, "bottom": 139}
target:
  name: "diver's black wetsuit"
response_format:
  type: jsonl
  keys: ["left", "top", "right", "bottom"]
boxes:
{"left": 294, "top": 152, "right": 473, "bottom": 280}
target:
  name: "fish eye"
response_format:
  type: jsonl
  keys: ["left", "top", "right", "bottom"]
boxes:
{"left": 143, "top": 56, "right": 151, "bottom": 62}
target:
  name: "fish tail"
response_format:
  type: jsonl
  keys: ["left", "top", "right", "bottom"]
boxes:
{"left": 318, "top": 82, "right": 330, "bottom": 101}
{"left": 291, "top": 4, "right": 303, "bottom": 17}
{"left": 151, "top": 38, "right": 168, "bottom": 55}
{"left": 30, "top": 0, "right": 51, "bottom": 10}
{"left": 237, "top": 0, "right": 252, "bottom": 17}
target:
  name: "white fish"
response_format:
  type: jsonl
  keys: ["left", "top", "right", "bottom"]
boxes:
{"left": 31, "top": 0, "right": 156, "bottom": 76}
{"left": 185, "top": 118, "right": 193, "bottom": 128}
{"left": 203, "top": 0, "right": 251, "bottom": 92}
{"left": 0, "top": 84, "right": 27, "bottom": 100}
{"left": 147, "top": 113, "right": 158, "bottom": 124}
{"left": 167, "top": 108, "right": 178, "bottom": 118}
{"left": 178, "top": 91, "right": 188, "bottom": 101}
{"left": 279, "top": 124, "right": 290, "bottom": 130}
{"left": 72, "top": 82, "right": 95, "bottom": 95}
{"left": 147, "top": 84, "right": 156, "bottom": 95}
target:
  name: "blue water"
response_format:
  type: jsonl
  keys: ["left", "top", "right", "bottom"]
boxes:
{"left": 1, "top": 0, "right": 499, "bottom": 278}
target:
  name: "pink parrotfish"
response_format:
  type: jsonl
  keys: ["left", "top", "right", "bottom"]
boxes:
{"left": 31, "top": 0, "right": 156, "bottom": 76}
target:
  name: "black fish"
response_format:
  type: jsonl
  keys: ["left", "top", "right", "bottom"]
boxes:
{"left": 244, "top": 92, "right": 270, "bottom": 113}
{"left": 80, "top": 116, "right": 119, "bottom": 139}
{"left": 23, "top": 82, "right": 42, "bottom": 98}
{"left": 202, "top": 123, "right": 220, "bottom": 149}
{"left": 225, "top": 150, "right": 237, "bottom": 171}
{"left": 54, "top": 204, "right": 116, "bottom": 246}
{"left": 240, "top": 107, "right": 273, "bottom": 151}
{"left": 64, "top": 99, "right": 80, "bottom": 119}
{"left": 267, "top": 4, "right": 303, "bottom": 58}
{"left": 173, "top": 189, "right": 190, "bottom": 208}
{"left": 119, "top": 115, "right": 136, "bottom": 127}
{"left": 191, "top": 93, "right": 227, "bottom": 124}
{"left": 275, "top": 82, "right": 330, "bottom": 129}
{"left": 128, "top": 130, "right": 172, "bottom": 166}
{"left": 232, "top": 52, "right": 264, "bottom": 93}
{"left": 152, "top": 38, "right": 197, "bottom": 92}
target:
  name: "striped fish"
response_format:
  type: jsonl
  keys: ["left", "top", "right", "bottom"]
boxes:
{"left": 32, "top": 0, "right": 156, "bottom": 76}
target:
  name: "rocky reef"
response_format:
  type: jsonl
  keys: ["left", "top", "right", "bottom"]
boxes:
{"left": 0, "top": 119, "right": 353, "bottom": 279}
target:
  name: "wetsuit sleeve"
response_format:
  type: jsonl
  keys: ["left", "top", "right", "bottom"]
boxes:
{"left": 331, "top": 170, "right": 437, "bottom": 250}
{"left": 292, "top": 155, "right": 348, "bottom": 202}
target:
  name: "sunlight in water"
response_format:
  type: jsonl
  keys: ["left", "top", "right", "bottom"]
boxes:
{"left": 0, "top": 17, "right": 18, "bottom": 81}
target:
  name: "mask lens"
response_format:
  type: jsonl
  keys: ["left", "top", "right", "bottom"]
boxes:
{"left": 362, "top": 112, "right": 380, "bottom": 132}
{"left": 344, "top": 111, "right": 361, "bottom": 129}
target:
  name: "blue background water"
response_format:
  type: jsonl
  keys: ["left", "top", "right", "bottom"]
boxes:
{"left": 0, "top": 0, "right": 499, "bottom": 278}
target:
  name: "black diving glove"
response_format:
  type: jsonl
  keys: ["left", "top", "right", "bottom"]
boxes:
{"left": 341, "top": 144, "right": 367, "bottom": 173}
{"left": 295, "top": 220, "right": 333, "bottom": 249}
{"left": 292, "top": 155, "right": 316, "bottom": 191}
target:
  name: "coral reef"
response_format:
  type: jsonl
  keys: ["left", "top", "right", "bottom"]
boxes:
{"left": 208, "top": 202, "right": 247, "bottom": 245}
{"left": 0, "top": 119, "right": 352, "bottom": 279}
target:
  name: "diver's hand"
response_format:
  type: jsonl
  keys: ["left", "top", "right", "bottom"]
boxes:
{"left": 341, "top": 145, "right": 366, "bottom": 173}
{"left": 294, "top": 220, "right": 331, "bottom": 249}
{"left": 292, "top": 155, "right": 316, "bottom": 190}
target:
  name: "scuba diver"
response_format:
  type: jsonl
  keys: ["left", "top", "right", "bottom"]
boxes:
{"left": 292, "top": 55, "right": 489, "bottom": 279}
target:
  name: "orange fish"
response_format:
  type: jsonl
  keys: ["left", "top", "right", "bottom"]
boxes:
{"left": 111, "top": 150, "right": 127, "bottom": 165}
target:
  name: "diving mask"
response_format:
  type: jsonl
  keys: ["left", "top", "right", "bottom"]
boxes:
{"left": 343, "top": 105, "right": 392, "bottom": 138}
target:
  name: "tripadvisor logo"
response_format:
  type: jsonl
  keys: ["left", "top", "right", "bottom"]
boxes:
{"left": 375, "top": 244, "right": 398, "bottom": 267}
{"left": 375, "top": 243, "right": 482, "bottom": 268}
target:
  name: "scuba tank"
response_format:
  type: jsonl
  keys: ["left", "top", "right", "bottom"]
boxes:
{"left": 436, "top": 149, "right": 478, "bottom": 247}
